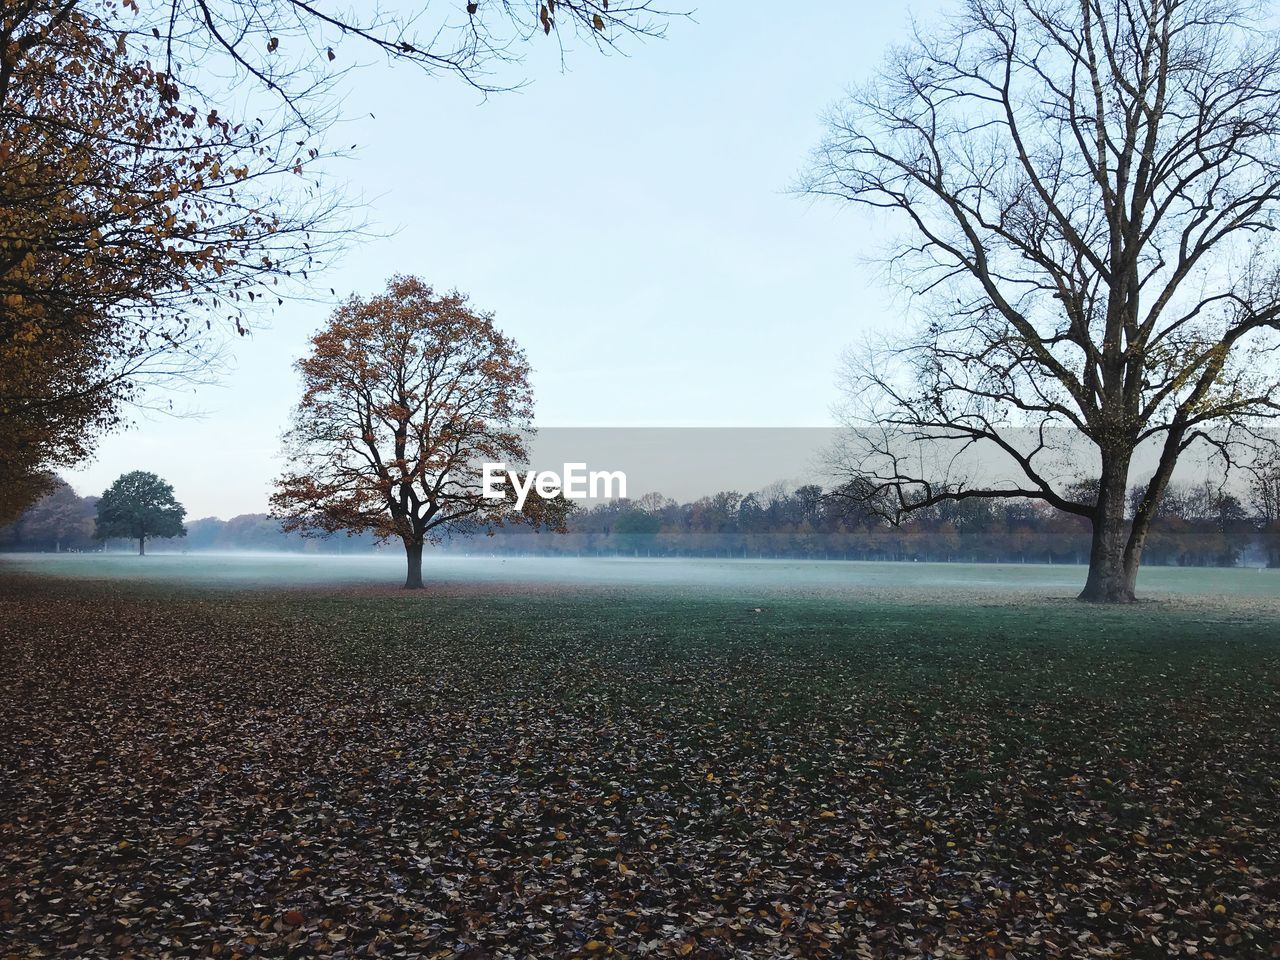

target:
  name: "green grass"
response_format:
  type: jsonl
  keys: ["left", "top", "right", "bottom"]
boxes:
{"left": 2, "top": 563, "right": 1278, "bottom": 958}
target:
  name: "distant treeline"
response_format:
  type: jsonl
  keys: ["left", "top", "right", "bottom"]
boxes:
{"left": 5, "top": 475, "right": 1279, "bottom": 567}
{"left": 457, "top": 480, "right": 1280, "bottom": 568}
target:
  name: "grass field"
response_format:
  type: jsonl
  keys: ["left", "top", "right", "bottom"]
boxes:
{"left": 6, "top": 551, "right": 1280, "bottom": 600}
{"left": 2, "top": 556, "right": 1279, "bottom": 958}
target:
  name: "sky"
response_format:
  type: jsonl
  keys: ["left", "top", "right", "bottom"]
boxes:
{"left": 66, "top": 3, "right": 942, "bottom": 519}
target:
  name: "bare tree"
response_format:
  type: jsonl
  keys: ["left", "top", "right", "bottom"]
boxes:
{"left": 6, "top": 2, "right": 675, "bottom": 113}
{"left": 1249, "top": 450, "right": 1280, "bottom": 566}
{"left": 806, "top": 0, "right": 1280, "bottom": 601}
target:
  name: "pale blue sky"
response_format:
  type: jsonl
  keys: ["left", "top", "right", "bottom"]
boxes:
{"left": 67, "top": 3, "right": 941, "bottom": 518}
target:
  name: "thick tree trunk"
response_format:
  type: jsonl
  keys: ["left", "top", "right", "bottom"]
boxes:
{"left": 1079, "top": 455, "right": 1137, "bottom": 603}
{"left": 1079, "top": 512, "right": 1138, "bottom": 602}
{"left": 138, "top": 536, "right": 145, "bottom": 557}
{"left": 404, "top": 539, "right": 424, "bottom": 589}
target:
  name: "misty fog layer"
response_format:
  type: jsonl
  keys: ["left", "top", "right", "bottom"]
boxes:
{"left": 6, "top": 553, "right": 1277, "bottom": 602}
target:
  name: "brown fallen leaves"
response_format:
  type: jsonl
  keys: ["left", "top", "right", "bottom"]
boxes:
{"left": 1, "top": 574, "right": 1278, "bottom": 958}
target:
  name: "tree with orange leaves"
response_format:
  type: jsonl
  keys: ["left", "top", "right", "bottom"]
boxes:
{"left": 1, "top": 3, "right": 335, "bottom": 519}
{"left": 271, "top": 276, "right": 567, "bottom": 589}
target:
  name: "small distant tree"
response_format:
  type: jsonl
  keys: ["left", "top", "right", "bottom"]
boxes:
{"left": 271, "top": 275, "right": 568, "bottom": 589}
{"left": 95, "top": 471, "right": 188, "bottom": 556}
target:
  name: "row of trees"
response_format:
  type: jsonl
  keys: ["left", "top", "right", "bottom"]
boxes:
{"left": 456, "top": 478, "right": 1280, "bottom": 568}
{"left": 185, "top": 515, "right": 379, "bottom": 553}
{"left": 9, "top": 471, "right": 1278, "bottom": 568}
{"left": 0, "top": 473, "right": 376, "bottom": 553}
{"left": 0, "top": 479, "right": 96, "bottom": 552}
{"left": 0, "top": 471, "right": 186, "bottom": 554}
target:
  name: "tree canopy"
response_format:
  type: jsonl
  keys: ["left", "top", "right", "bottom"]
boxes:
{"left": 95, "top": 470, "right": 187, "bottom": 554}
{"left": 271, "top": 275, "right": 568, "bottom": 588}
{"left": 1, "top": 6, "right": 332, "bottom": 521}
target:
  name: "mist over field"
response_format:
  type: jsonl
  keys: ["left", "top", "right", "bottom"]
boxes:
{"left": 7, "top": 552, "right": 1279, "bottom": 603}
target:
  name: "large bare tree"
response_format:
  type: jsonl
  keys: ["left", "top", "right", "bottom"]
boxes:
{"left": 807, "top": 0, "right": 1280, "bottom": 602}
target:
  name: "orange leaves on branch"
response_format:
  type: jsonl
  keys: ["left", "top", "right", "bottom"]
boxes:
{"left": 1, "top": 6, "right": 330, "bottom": 515}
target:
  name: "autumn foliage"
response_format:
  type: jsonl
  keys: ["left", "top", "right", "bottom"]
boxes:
{"left": 93, "top": 470, "right": 187, "bottom": 555}
{"left": 0, "top": 2, "right": 329, "bottom": 519}
{"left": 271, "top": 276, "right": 567, "bottom": 588}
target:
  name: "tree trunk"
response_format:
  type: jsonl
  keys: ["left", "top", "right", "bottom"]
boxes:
{"left": 1079, "top": 457, "right": 1136, "bottom": 603}
{"left": 404, "top": 539, "right": 424, "bottom": 589}
{"left": 138, "top": 536, "right": 145, "bottom": 557}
